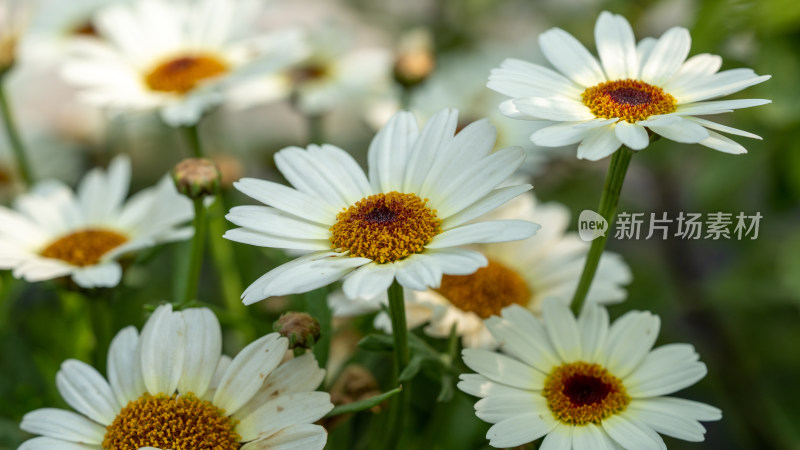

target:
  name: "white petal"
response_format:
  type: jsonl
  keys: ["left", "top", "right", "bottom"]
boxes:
{"left": 424, "top": 248, "right": 488, "bottom": 276}
{"left": 241, "top": 252, "right": 371, "bottom": 304}
{"left": 176, "top": 308, "right": 221, "bottom": 398}
{"left": 462, "top": 349, "right": 544, "bottom": 390}
{"left": 540, "top": 424, "right": 573, "bottom": 450}
{"left": 306, "top": 144, "right": 373, "bottom": 205}
{"left": 428, "top": 220, "right": 539, "bottom": 249}
{"left": 539, "top": 27, "right": 607, "bottom": 87}
{"left": 236, "top": 391, "right": 333, "bottom": 442}
{"left": 698, "top": 130, "right": 748, "bottom": 155}
{"left": 625, "top": 344, "right": 707, "bottom": 397}
{"left": 226, "top": 206, "right": 330, "bottom": 240}
{"left": 496, "top": 305, "right": 562, "bottom": 373}
{"left": 402, "top": 108, "right": 459, "bottom": 194}
{"left": 486, "top": 414, "right": 557, "bottom": 448}
{"left": 485, "top": 316, "right": 559, "bottom": 375}
{"left": 672, "top": 70, "right": 771, "bottom": 104}
{"left": 235, "top": 353, "right": 326, "bottom": 420}
{"left": 640, "top": 27, "right": 691, "bottom": 86}
{"left": 488, "top": 58, "right": 582, "bottom": 99}
{"left": 232, "top": 178, "right": 336, "bottom": 225}
{"left": 442, "top": 184, "right": 532, "bottom": 230}
{"left": 342, "top": 262, "right": 396, "bottom": 300}
{"left": 595, "top": 12, "right": 638, "bottom": 80}
{"left": 458, "top": 374, "right": 532, "bottom": 398}
{"left": 71, "top": 263, "right": 123, "bottom": 289}
{"left": 213, "top": 333, "right": 288, "bottom": 415}
{"left": 475, "top": 392, "right": 546, "bottom": 423}
{"left": 577, "top": 125, "right": 622, "bottom": 161}
{"left": 572, "top": 423, "right": 612, "bottom": 450}
{"left": 223, "top": 228, "right": 329, "bottom": 251}
{"left": 107, "top": 326, "right": 145, "bottom": 406}
{"left": 614, "top": 121, "right": 649, "bottom": 150}
{"left": 602, "top": 414, "right": 666, "bottom": 450}
{"left": 642, "top": 115, "right": 709, "bottom": 143}
{"left": 673, "top": 98, "right": 771, "bottom": 116}
{"left": 542, "top": 299, "right": 581, "bottom": 362}
{"left": 367, "top": 110, "right": 419, "bottom": 193}
{"left": 603, "top": 311, "right": 660, "bottom": 378}
{"left": 139, "top": 304, "right": 185, "bottom": 395}
{"left": 662, "top": 53, "right": 722, "bottom": 92}
{"left": 274, "top": 147, "right": 348, "bottom": 210}
{"left": 18, "top": 437, "right": 98, "bottom": 450}
{"left": 531, "top": 121, "right": 601, "bottom": 147}
{"left": 683, "top": 117, "right": 761, "bottom": 139}
{"left": 395, "top": 253, "right": 443, "bottom": 290}
{"left": 56, "top": 360, "right": 120, "bottom": 425}
{"left": 578, "top": 303, "right": 610, "bottom": 362}
{"left": 628, "top": 399, "right": 712, "bottom": 442}
{"left": 511, "top": 97, "right": 595, "bottom": 122}
{"left": 241, "top": 424, "right": 327, "bottom": 450}
{"left": 20, "top": 408, "right": 106, "bottom": 444}
{"left": 635, "top": 37, "right": 658, "bottom": 75}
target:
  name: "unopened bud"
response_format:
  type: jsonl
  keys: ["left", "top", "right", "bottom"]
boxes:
{"left": 393, "top": 29, "right": 435, "bottom": 88}
{"left": 274, "top": 312, "right": 321, "bottom": 350}
{"left": 172, "top": 158, "right": 221, "bottom": 199}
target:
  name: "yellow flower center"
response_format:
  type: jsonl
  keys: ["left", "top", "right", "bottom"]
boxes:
{"left": 436, "top": 259, "right": 530, "bottom": 318}
{"left": 329, "top": 191, "right": 441, "bottom": 263}
{"left": 582, "top": 79, "right": 676, "bottom": 123}
{"left": 290, "top": 63, "right": 329, "bottom": 84}
{"left": 145, "top": 54, "right": 229, "bottom": 94}
{"left": 543, "top": 361, "right": 630, "bottom": 426}
{"left": 40, "top": 229, "right": 128, "bottom": 267}
{"left": 103, "top": 393, "right": 240, "bottom": 450}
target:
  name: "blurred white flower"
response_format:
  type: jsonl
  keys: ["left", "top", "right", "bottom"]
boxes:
{"left": 330, "top": 193, "right": 631, "bottom": 349}
{"left": 19, "top": 304, "right": 333, "bottom": 449}
{"left": 0, "top": 0, "right": 33, "bottom": 72}
{"left": 459, "top": 299, "right": 721, "bottom": 448}
{"left": 224, "top": 109, "right": 539, "bottom": 304}
{"left": 0, "top": 155, "right": 192, "bottom": 288}
{"left": 60, "top": 0, "right": 307, "bottom": 126}
{"left": 229, "top": 23, "right": 393, "bottom": 117}
{"left": 489, "top": 11, "right": 771, "bottom": 161}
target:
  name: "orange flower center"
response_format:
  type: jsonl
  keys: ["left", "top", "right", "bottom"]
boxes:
{"left": 40, "top": 229, "right": 128, "bottom": 266}
{"left": 330, "top": 191, "right": 441, "bottom": 263}
{"left": 437, "top": 259, "right": 530, "bottom": 318}
{"left": 145, "top": 54, "right": 229, "bottom": 94}
{"left": 582, "top": 79, "right": 676, "bottom": 123}
{"left": 543, "top": 361, "right": 630, "bottom": 425}
{"left": 103, "top": 393, "right": 240, "bottom": 450}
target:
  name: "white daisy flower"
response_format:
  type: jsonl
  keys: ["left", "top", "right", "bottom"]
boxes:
{"left": 488, "top": 10, "right": 771, "bottom": 161}
{"left": 224, "top": 108, "right": 540, "bottom": 304}
{"left": 60, "top": 0, "right": 307, "bottom": 126}
{"left": 0, "top": 155, "right": 192, "bottom": 288}
{"left": 19, "top": 304, "right": 333, "bottom": 449}
{"left": 330, "top": 193, "right": 631, "bottom": 349}
{"left": 459, "top": 299, "right": 721, "bottom": 449}
{"left": 229, "top": 23, "right": 393, "bottom": 116}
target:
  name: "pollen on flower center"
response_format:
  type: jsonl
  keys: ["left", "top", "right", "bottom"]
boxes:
{"left": 437, "top": 259, "right": 530, "bottom": 318}
{"left": 145, "top": 54, "right": 229, "bottom": 94}
{"left": 329, "top": 191, "right": 441, "bottom": 263}
{"left": 582, "top": 79, "right": 677, "bottom": 123}
{"left": 40, "top": 229, "right": 128, "bottom": 267}
{"left": 102, "top": 393, "right": 240, "bottom": 450}
{"left": 543, "top": 361, "right": 630, "bottom": 425}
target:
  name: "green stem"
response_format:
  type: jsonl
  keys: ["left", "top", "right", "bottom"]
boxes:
{"left": 307, "top": 114, "right": 324, "bottom": 145}
{"left": 302, "top": 286, "right": 331, "bottom": 368}
{"left": 570, "top": 147, "right": 634, "bottom": 315}
{"left": 0, "top": 78, "right": 33, "bottom": 186}
{"left": 184, "top": 199, "right": 207, "bottom": 303}
{"left": 385, "top": 280, "right": 410, "bottom": 449}
{"left": 207, "top": 198, "right": 252, "bottom": 340}
{"left": 180, "top": 123, "right": 203, "bottom": 157}
{"left": 86, "top": 292, "right": 112, "bottom": 373}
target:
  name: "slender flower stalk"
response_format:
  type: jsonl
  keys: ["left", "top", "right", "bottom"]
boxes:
{"left": 571, "top": 146, "right": 633, "bottom": 314}
{"left": 181, "top": 123, "right": 204, "bottom": 157}
{"left": 385, "top": 279, "right": 410, "bottom": 449}
{"left": 0, "top": 80, "right": 32, "bottom": 185}
{"left": 184, "top": 199, "right": 207, "bottom": 303}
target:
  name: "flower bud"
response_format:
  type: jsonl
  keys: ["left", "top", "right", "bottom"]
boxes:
{"left": 393, "top": 29, "right": 435, "bottom": 89}
{"left": 171, "top": 158, "right": 221, "bottom": 199}
{"left": 274, "top": 312, "right": 321, "bottom": 350}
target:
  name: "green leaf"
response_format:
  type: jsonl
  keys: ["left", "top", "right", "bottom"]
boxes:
{"left": 324, "top": 386, "right": 403, "bottom": 417}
